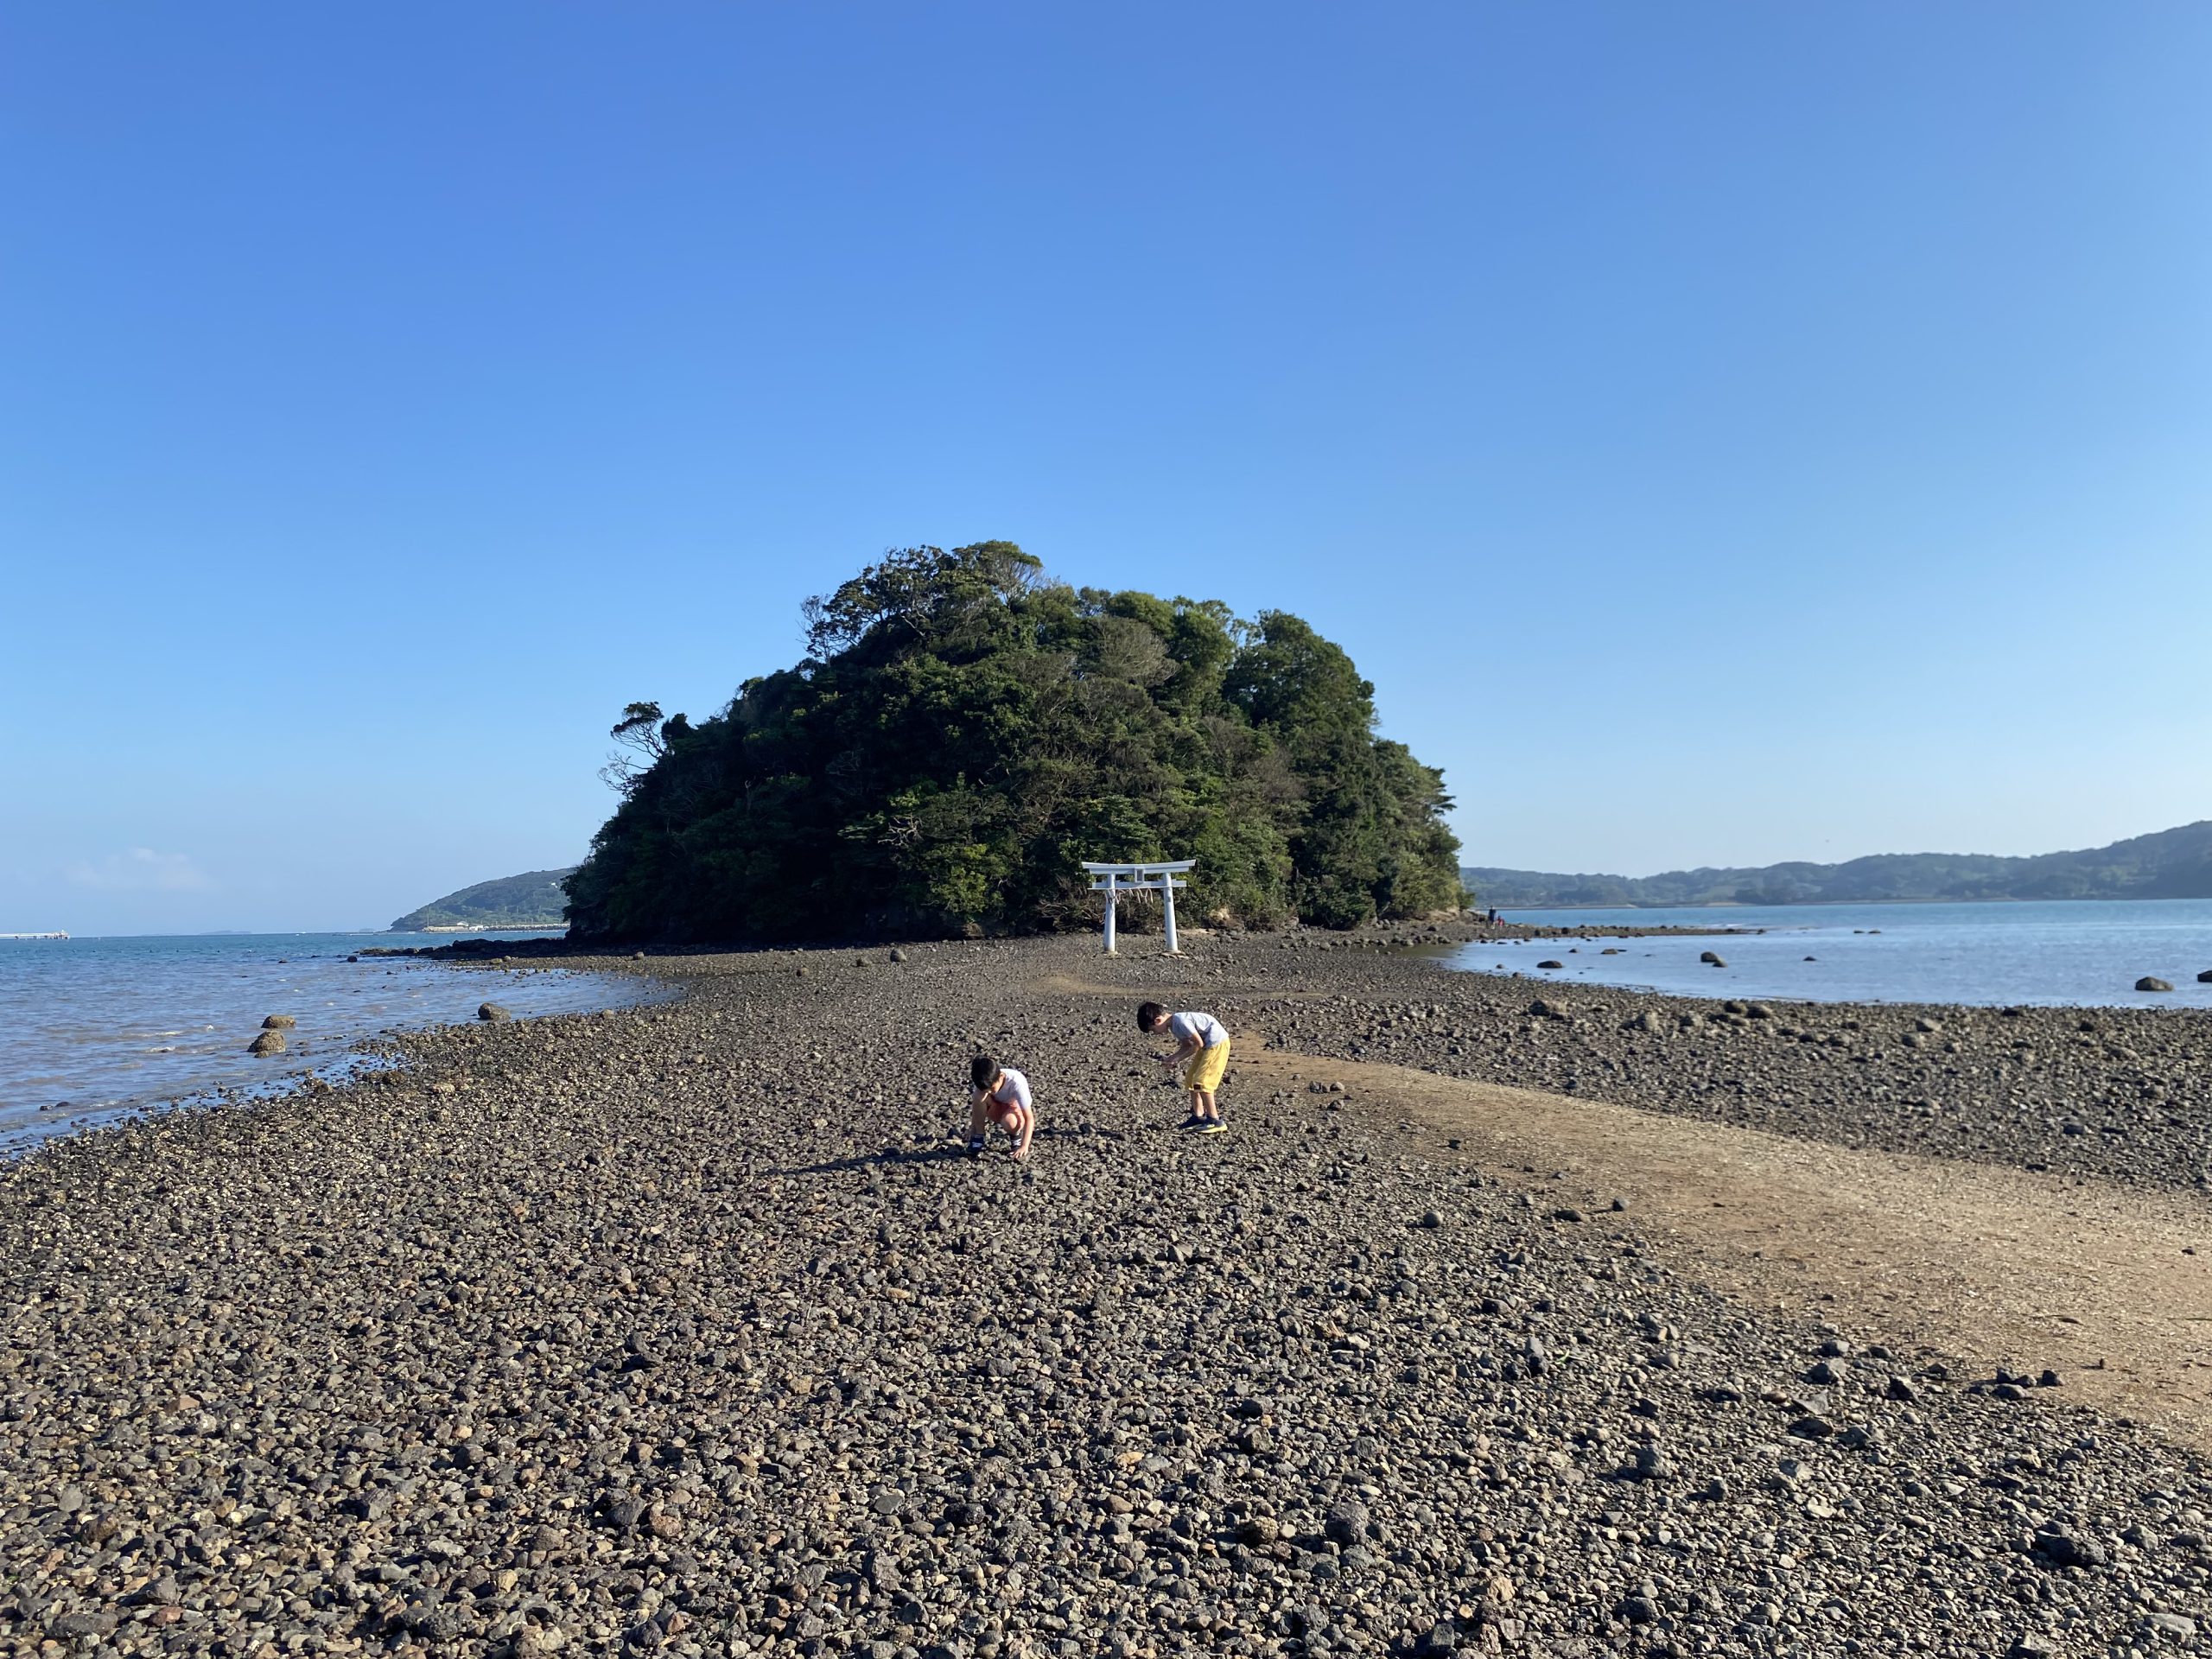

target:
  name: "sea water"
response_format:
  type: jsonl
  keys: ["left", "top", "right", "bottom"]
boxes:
{"left": 1451, "top": 897, "right": 2212, "bottom": 1009}
{"left": 0, "top": 931, "right": 664, "bottom": 1155}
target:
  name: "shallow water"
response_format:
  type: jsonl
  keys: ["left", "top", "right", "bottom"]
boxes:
{"left": 1451, "top": 897, "right": 2212, "bottom": 1009}
{"left": 0, "top": 931, "right": 662, "bottom": 1154}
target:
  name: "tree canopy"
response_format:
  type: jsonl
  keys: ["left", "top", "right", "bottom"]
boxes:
{"left": 564, "top": 543, "right": 1462, "bottom": 942}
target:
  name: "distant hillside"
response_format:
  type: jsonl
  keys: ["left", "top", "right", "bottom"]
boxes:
{"left": 391, "top": 868, "right": 575, "bottom": 931}
{"left": 1465, "top": 821, "right": 2212, "bottom": 908}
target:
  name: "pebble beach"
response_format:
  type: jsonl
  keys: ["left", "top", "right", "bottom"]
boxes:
{"left": 3, "top": 925, "right": 2208, "bottom": 1659}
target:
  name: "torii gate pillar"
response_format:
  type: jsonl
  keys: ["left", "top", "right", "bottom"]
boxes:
{"left": 1081, "top": 860, "right": 1198, "bottom": 956}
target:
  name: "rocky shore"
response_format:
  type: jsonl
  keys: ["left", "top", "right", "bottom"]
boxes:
{"left": 1230, "top": 924, "right": 2212, "bottom": 1193}
{"left": 3, "top": 931, "right": 2207, "bottom": 1659}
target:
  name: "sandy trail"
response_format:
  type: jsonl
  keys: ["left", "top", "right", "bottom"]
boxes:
{"left": 1034, "top": 972, "right": 2212, "bottom": 1450}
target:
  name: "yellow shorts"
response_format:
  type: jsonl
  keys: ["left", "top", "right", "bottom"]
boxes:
{"left": 1183, "top": 1039, "right": 1230, "bottom": 1093}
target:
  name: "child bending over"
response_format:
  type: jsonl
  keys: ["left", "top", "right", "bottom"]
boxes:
{"left": 1137, "top": 1001, "right": 1230, "bottom": 1134}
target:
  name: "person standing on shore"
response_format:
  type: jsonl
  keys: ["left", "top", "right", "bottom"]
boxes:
{"left": 1138, "top": 1001, "right": 1230, "bottom": 1134}
{"left": 968, "top": 1054, "right": 1035, "bottom": 1160}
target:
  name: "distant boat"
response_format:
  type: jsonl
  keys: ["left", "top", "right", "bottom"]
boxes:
{"left": 0, "top": 931, "right": 68, "bottom": 941}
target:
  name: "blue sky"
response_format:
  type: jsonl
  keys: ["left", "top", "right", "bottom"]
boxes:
{"left": 3, "top": 3, "right": 2207, "bottom": 934}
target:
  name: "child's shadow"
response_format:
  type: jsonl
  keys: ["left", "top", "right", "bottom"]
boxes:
{"left": 781, "top": 1128, "right": 1076, "bottom": 1178}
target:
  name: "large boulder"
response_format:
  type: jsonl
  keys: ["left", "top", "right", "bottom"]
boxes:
{"left": 2198, "top": 969, "right": 2212, "bottom": 983}
{"left": 261, "top": 1014, "right": 296, "bottom": 1030}
{"left": 2136, "top": 976, "right": 2174, "bottom": 994}
{"left": 247, "top": 1030, "right": 287, "bottom": 1057}
{"left": 478, "top": 1002, "right": 513, "bottom": 1023}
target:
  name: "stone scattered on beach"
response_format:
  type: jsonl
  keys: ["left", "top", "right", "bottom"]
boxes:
{"left": 2136, "top": 976, "right": 2174, "bottom": 993}
{"left": 478, "top": 1001, "right": 512, "bottom": 1022}
{"left": 1536, "top": 959, "right": 1564, "bottom": 969}
{"left": 246, "top": 1029, "right": 286, "bottom": 1056}
{"left": 3, "top": 921, "right": 2205, "bottom": 1659}
{"left": 261, "top": 1014, "right": 296, "bottom": 1029}
{"left": 2198, "top": 969, "right": 2212, "bottom": 983}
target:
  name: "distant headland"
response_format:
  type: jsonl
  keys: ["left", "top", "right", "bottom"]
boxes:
{"left": 389, "top": 868, "right": 575, "bottom": 932}
{"left": 1465, "top": 819, "right": 2212, "bottom": 908}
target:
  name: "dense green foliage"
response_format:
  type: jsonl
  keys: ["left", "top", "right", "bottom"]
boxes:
{"left": 1465, "top": 820, "right": 2212, "bottom": 907}
{"left": 391, "top": 868, "right": 576, "bottom": 931}
{"left": 566, "top": 543, "right": 1461, "bottom": 942}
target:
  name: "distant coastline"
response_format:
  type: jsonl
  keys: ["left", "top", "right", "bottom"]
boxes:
{"left": 1467, "top": 818, "right": 2212, "bottom": 909}
{"left": 389, "top": 867, "right": 575, "bottom": 932}
{"left": 416, "top": 923, "right": 569, "bottom": 933}
{"left": 1498, "top": 894, "right": 2069, "bottom": 912}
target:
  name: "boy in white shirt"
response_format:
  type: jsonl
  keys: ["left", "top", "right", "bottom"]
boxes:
{"left": 1137, "top": 1001, "right": 1230, "bottom": 1134}
{"left": 968, "top": 1054, "right": 1035, "bottom": 1160}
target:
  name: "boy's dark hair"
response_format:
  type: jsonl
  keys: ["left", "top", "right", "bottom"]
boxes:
{"left": 1136, "top": 1001, "right": 1167, "bottom": 1032}
{"left": 969, "top": 1054, "right": 1001, "bottom": 1091}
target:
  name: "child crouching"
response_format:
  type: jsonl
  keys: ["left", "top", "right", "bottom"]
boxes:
{"left": 969, "top": 1054, "right": 1035, "bottom": 1160}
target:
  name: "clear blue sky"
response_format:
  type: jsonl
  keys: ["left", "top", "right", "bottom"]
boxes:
{"left": 3, "top": 3, "right": 2207, "bottom": 934}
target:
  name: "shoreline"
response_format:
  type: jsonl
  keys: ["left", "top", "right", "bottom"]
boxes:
{"left": 0, "top": 947, "right": 667, "bottom": 1162}
{"left": 3, "top": 931, "right": 2206, "bottom": 1656}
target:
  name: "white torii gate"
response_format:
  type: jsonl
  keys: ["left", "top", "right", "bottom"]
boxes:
{"left": 1082, "top": 859, "right": 1197, "bottom": 956}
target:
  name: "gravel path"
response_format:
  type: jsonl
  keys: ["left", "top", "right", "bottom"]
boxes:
{"left": 1102, "top": 1012, "right": 2212, "bottom": 1451}
{"left": 2, "top": 932, "right": 2208, "bottom": 1659}
{"left": 1221, "top": 924, "right": 2212, "bottom": 1194}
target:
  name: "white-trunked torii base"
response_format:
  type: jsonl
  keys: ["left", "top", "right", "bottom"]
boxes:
{"left": 1080, "top": 859, "right": 1197, "bottom": 955}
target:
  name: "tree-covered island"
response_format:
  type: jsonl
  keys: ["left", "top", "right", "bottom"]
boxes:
{"left": 564, "top": 543, "right": 1462, "bottom": 943}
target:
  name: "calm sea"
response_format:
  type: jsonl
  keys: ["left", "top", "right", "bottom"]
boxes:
{"left": 1454, "top": 897, "right": 2212, "bottom": 1009}
{"left": 0, "top": 931, "right": 661, "bottom": 1156}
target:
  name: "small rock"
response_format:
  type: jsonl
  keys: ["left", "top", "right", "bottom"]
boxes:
{"left": 1324, "top": 1500, "right": 1370, "bottom": 1544}
{"left": 261, "top": 1014, "right": 296, "bottom": 1030}
{"left": 247, "top": 1030, "right": 286, "bottom": 1057}
{"left": 2137, "top": 976, "right": 2174, "bottom": 993}
{"left": 2032, "top": 1527, "right": 2107, "bottom": 1569}
{"left": 478, "top": 1002, "right": 512, "bottom": 1023}
{"left": 1536, "top": 960, "right": 1564, "bottom": 970}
